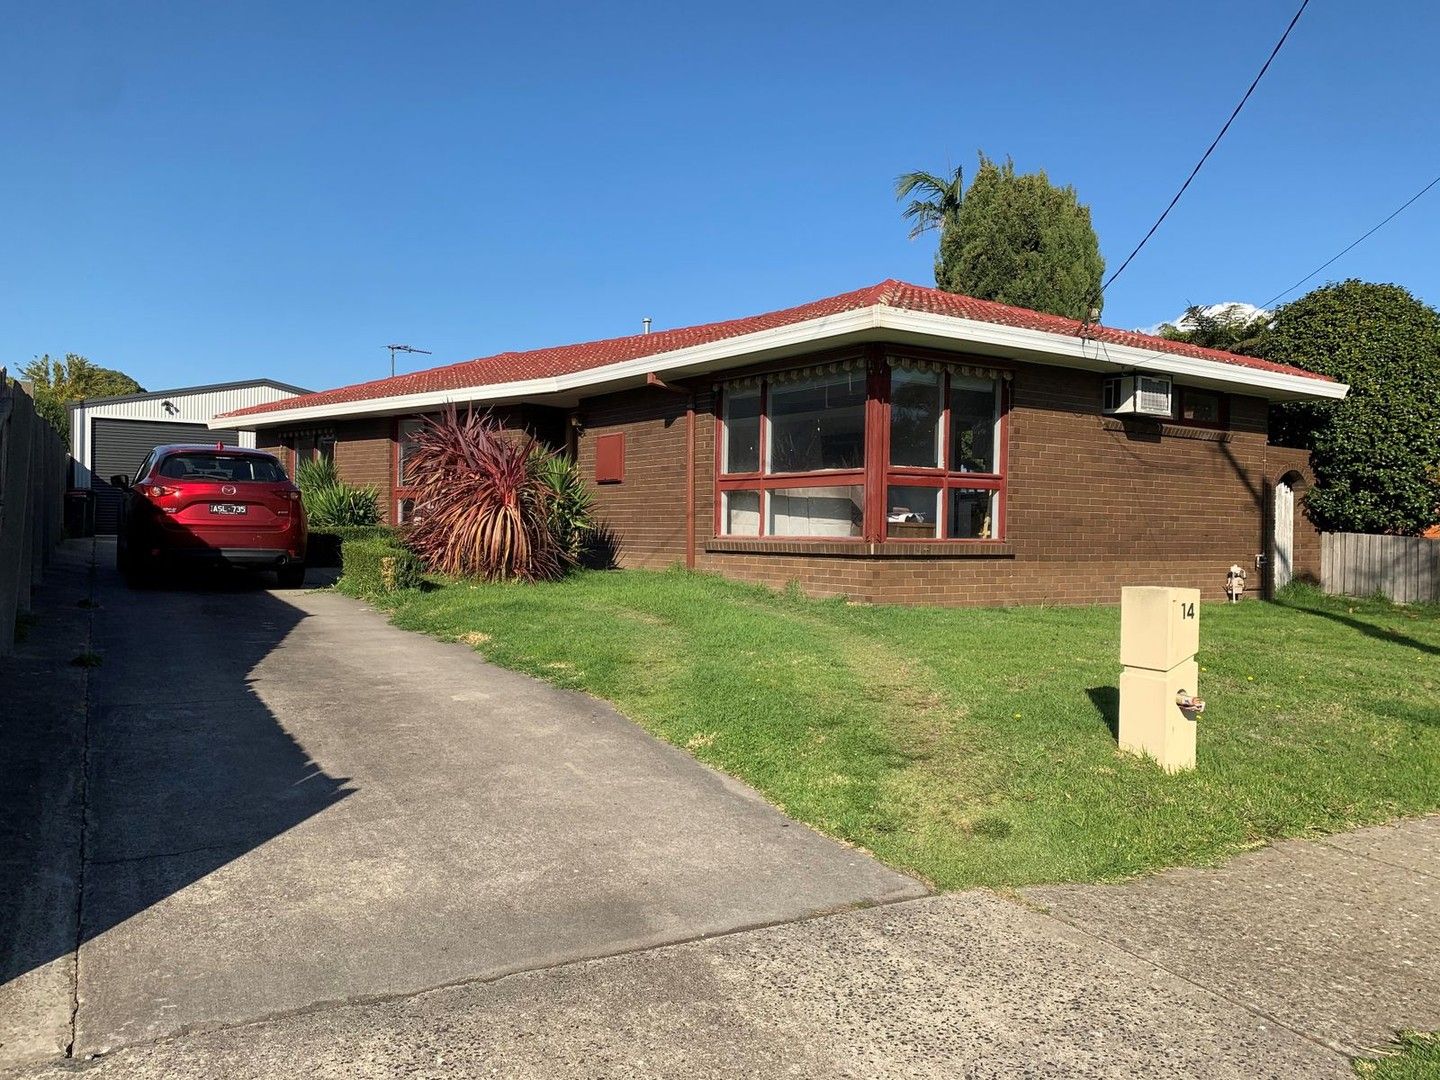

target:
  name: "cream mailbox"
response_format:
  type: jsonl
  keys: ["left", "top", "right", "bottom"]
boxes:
{"left": 1119, "top": 586, "right": 1202, "bottom": 772}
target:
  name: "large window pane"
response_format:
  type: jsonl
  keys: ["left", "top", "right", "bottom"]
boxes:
{"left": 767, "top": 371, "right": 865, "bottom": 473}
{"left": 948, "top": 488, "right": 997, "bottom": 539}
{"left": 890, "top": 367, "right": 941, "bottom": 467}
{"left": 723, "top": 388, "right": 761, "bottom": 473}
{"left": 722, "top": 489, "right": 761, "bottom": 536}
{"left": 950, "top": 378, "right": 997, "bottom": 473}
{"left": 886, "top": 485, "right": 940, "bottom": 539}
{"left": 768, "top": 486, "right": 863, "bottom": 537}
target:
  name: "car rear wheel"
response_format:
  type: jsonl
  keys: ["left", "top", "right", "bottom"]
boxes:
{"left": 276, "top": 565, "right": 306, "bottom": 589}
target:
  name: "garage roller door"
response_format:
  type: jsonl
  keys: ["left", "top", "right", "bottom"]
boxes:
{"left": 91, "top": 419, "right": 241, "bottom": 534}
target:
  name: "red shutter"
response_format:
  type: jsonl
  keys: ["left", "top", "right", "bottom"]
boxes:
{"left": 594, "top": 432, "right": 625, "bottom": 484}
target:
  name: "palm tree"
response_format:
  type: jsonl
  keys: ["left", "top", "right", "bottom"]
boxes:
{"left": 894, "top": 166, "right": 964, "bottom": 240}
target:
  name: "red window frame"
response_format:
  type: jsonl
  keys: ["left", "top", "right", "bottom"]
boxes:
{"left": 714, "top": 357, "right": 1009, "bottom": 543}
{"left": 715, "top": 369, "right": 868, "bottom": 541}
{"left": 392, "top": 416, "right": 427, "bottom": 524}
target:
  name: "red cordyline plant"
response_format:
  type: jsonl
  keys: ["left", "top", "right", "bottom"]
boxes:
{"left": 403, "top": 408, "right": 565, "bottom": 582}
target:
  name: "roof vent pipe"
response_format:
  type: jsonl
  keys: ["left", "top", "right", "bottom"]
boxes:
{"left": 643, "top": 317, "right": 652, "bottom": 335}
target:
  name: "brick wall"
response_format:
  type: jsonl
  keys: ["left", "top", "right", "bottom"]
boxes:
{"left": 331, "top": 418, "right": 395, "bottom": 521}
{"left": 576, "top": 387, "right": 713, "bottom": 569}
{"left": 576, "top": 353, "right": 1320, "bottom": 606}
{"left": 313, "top": 407, "right": 568, "bottom": 526}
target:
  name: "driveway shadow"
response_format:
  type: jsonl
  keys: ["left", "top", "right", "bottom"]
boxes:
{"left": 0, "top": 544, "right": 353, "bottom": 1011}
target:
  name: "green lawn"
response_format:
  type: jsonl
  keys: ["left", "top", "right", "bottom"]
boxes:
{"left": 366, "top": 570, "right": 1440, "bottom": 890}
{"left": 1355, "top": 1032, "right": 1440, "bottom": 1079}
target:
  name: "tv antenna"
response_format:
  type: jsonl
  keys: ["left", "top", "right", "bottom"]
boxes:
{"left": 386, "top": 343, "right": 432, "bottom": 378}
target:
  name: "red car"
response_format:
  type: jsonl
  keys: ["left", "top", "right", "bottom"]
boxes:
{"left": 115, "top": 444, "right": 307, "bottom": 588}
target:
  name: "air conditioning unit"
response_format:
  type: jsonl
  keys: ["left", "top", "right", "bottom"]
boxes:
{"left": 1103, "top": 374, "right": 1173, "bottom": 417}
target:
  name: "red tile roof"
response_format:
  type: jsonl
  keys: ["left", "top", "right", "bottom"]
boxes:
{"left": 221, "top": 280, "right": 1337, "bottom": 419}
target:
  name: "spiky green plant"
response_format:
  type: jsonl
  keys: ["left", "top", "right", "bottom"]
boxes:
{"left": 294, "top": 454, "right": 378, "bottom": 527}
{"left": 305, "top": 482, "right": 380, "bottom": 528}
{"left": 294, "top": 455, "right": 339, "bottom": 492}
{"left": 531, "top": 450, "right": 595, "bottom": 564}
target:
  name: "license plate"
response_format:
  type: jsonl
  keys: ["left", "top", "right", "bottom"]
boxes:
{"left": 209, "top": 503, "right": 247, "bottom": 516}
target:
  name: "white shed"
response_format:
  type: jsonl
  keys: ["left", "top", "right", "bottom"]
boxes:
{"left": 70, "top": 379, "right": 308, "bottom": 533}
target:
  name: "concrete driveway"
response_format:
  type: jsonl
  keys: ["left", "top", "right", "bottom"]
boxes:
{"left": 4, "top": 541, "right": 923, "bottom": 1061}
{"left": 5, "top": 543, "right": 1436, "bottom": 1079}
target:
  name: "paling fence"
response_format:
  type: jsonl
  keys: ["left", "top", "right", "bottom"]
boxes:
{"left": 0, "top": 373, "right": 70, "bottom": 657}
{"left": 1321, "top": 531, "right": 1440, "bottom": 604}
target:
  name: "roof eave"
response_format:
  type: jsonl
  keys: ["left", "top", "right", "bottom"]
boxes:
{"left": 214, "top": 307, "right": 1345, "bottom": 429}
{"left": 71, "top": 378, "right": 312, "bottom": 411}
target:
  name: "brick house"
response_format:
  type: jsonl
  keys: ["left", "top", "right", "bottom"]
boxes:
{"left": 217, "top": 280, "right": 1345, "bottom": 605}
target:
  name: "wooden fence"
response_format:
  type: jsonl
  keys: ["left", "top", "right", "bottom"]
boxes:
{"left": 0, "top": 373, "right": 70, "bottom": 657}
{"left": 1321, "top": 531, "right": 1440, "bottom": 604}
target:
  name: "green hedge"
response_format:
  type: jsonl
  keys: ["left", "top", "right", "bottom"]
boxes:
{"left": 308, "top": 525, "right": 399, "bottom": 568}
{"left": 339, "top": 535, "right": 425, "bottom": 595}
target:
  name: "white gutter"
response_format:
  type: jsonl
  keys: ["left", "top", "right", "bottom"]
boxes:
{"left": 878, "top": 309, "right": 1349, "bottom": 400}
{"left": 214, "top": 305, "right": 1347, "bottom": 429}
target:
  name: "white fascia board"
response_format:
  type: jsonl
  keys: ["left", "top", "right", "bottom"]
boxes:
{"left": 211, "top": 308, "right": 884, "bottom": 428}
{"left": 215, "top": 305, "right": 1345, "bottom": 429}
{"left": 873, "top": 309, "right": 1349, "bottom": 401}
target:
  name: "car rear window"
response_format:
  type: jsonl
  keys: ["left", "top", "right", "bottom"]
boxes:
{"left": 157, "top": 453, "right": 288, "bottom": 482}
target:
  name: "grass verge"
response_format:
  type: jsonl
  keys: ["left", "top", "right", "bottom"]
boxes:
{"left": 1355, "top": 1031, "right": 1440, "bottom": 1079}
{"left": 369, "top": 571, "right": 1438, "bottom": 890}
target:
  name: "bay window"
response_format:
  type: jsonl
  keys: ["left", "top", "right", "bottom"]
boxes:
{"left": 717, "top": 356, "right": 1007, "bottom": 542}
{"left": 766, "top": 369, "right": 866, "bottom": 473}
{"left": 770, "top": 485, "right": 864, "bottom": 538}
{"left": 722, "top": 387, "right": 761, "bottom": 473}
{"left": 889, "top": 367, "right": 942, "bottom": 468}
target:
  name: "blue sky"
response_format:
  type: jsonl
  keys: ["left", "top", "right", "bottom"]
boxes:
{"left": 3, "top": 1, "right": 1436, "bottom": 393}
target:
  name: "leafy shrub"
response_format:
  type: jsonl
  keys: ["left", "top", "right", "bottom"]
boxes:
{"left": 308, "top": 525, "right": 399, "bottom": 568}
{"left": 340, "top": 535, "right": 424, "bottom": 595}
{"left": 404, "top": 409, "right": 564, "bottom": 582}
{"left": 1265, "top": 280, "right": 1440, "bottom": 535}
{"left": 531, "top": 450, "right": 595, "bottom": 563}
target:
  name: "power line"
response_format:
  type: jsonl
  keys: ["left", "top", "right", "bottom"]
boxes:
{"left": 1258, "top": 173, "right": 1440, "bottom": 310}
{"left": 1098, "top": 0, "right": 1311, "bottom": 301}
{"left": 1081, "top": 170, "right": 1440, "bottom": 377}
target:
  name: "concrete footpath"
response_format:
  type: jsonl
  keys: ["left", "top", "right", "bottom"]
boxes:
{"left": 2, "top": 541, "right": 1436, "bottom": 1078}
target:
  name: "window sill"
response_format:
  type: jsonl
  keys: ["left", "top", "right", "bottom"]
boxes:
{"left": 705, "top": 538, "right": 1014, "bottom": 559}
{"left": 1100, "top": 417, "right": 1232, "bottom": 442}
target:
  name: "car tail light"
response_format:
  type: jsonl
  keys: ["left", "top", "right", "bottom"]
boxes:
{"left": 145, "top": 484, "right": 182, "bottom": 513}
